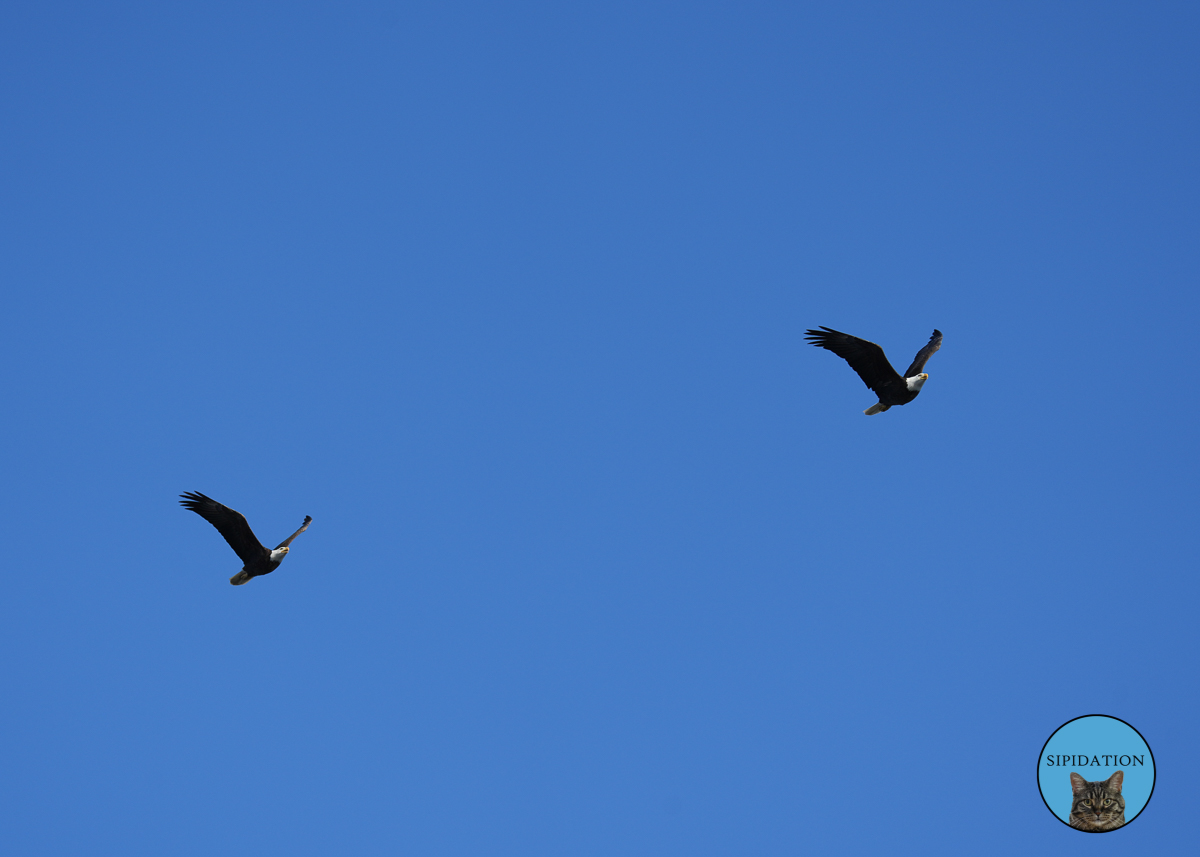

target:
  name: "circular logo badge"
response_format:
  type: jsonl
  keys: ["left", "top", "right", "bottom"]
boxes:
{"left": 1037, "top": 714, "right": 1155, "bottom": 832}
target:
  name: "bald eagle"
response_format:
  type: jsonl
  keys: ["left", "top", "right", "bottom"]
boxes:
{"left": 805, "top": 327, "right": 942, "bottom": 415}
{"left": 180, "top": 492, "right": 312, "bottom": 585}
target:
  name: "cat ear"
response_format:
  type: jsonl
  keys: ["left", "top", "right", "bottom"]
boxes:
{"left": 1070, "top": 772, "right": 1086, "bottom": 794}
{"left": 1106, "top": 770, "right": 1123, "bottom": 792}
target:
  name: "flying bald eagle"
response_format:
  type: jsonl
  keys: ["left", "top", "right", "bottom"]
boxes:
{"left": 180, "top": 491, "right": 311, "bottom": 585}
{"left": 805, "top": 327, "right": 943, "bottom": 415}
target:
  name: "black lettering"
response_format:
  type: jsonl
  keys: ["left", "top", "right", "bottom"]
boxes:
{"left": 1132, "top": 755, "right": 1143, "bottom": 766}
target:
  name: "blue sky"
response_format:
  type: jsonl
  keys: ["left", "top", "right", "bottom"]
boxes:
{"left": 1, "top": 1, "right": 1197, "bottom": 853}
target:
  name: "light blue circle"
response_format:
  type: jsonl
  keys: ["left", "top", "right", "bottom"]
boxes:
{"left": 1038, "top": 715, "right": 1155, "bottom": 826}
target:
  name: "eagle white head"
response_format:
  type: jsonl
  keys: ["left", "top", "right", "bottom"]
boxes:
{"left": 905, "top": 373, "right": 929, "bottom": 391}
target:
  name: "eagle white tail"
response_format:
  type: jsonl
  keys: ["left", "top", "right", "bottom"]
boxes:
{"left": 864, "top": 403, "right": 890, "bottom": 415}
{"left": 230, "top": 570, "right": 253, "bottom": 586}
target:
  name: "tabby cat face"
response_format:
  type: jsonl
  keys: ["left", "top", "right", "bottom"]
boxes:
{"left": 1068, "top": 770, "right": 1125, "bottom": 831}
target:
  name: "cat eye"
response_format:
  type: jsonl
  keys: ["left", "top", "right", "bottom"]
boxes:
{"left": 1081, "top": 800, "right": 1091, "bottom": 806}
{"left": 1104, "top": 799, "right": 1112, "bottom": 806}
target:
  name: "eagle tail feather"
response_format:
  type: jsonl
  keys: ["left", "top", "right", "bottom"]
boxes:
{"left": 864, "top": 403, "right": 890, "bottom": 415}
{"left": 230, "top": 570, "right": 253, "bottom": 586}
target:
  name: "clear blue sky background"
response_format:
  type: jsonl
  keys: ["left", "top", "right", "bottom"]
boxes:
{"left": 1, "top": 2, "right": 1196, "bottom": 854}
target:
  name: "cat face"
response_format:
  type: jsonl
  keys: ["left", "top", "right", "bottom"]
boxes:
{"left": 1068, "top": 770, "right": 1125, "bottom": 831}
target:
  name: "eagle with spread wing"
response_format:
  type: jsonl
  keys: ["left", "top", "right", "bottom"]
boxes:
{"left": 805, "top": 327, "right": 943, "bottom": 415}
{"left": 180, "top": 492, "right": 311, "bottom": 585}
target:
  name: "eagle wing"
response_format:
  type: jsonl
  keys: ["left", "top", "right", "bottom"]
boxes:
{"left": 804, "top": 327, "right": 903, "bottom": 395}
{"left": 901, "top": 329, "right": 943, "bottom": 377}
{"left": 180, "top": 492, "right": 269, "bottom": 565}
{"left": 275, "top": 516, "right": 312, "bottom": 550}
